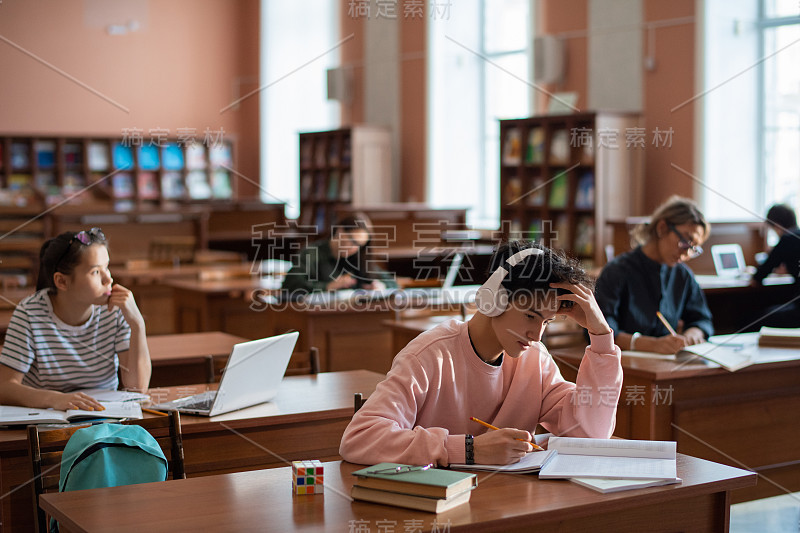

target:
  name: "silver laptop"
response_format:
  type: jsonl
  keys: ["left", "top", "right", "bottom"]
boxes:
{"left": 154, "top": 332, "right": 299, "bottom": 416}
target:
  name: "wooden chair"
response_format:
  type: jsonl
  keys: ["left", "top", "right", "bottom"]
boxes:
{"left": 27, "top": 411, "right": 185, "bottom": 533}
{"left": 284, "top": 347, "right": 321, "bottom": 376}
{"left": 354, "top": 392, "right": 367, "bottom": 413}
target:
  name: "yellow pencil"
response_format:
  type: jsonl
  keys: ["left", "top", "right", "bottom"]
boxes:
{"left": 142, "top": 408, "right": 169, "bottom": 417}
{"left": 469, "top": 417, "right": 545, "bottom": 451}
{"left": 656, "top": 311, "right": 678, "bottom": 336}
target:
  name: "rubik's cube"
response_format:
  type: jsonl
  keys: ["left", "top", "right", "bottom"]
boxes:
{"left": 292, "top": 460, "right": 324, "bottom": 495}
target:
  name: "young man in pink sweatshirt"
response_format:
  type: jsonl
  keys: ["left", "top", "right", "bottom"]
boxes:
{"left": 340, "top": 241, "right": 623, "bottom": 467}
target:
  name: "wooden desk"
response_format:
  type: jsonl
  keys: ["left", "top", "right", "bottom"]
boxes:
{"left": 697, "top": 275, "right": 795, "bottom": 334}
{"left": 266, "top": 299, "right": 397, "bottom": 374}
{"left": 385, "top": 315, "right": 461, "bottom": 355}
{"left": 0, "top": 370, "right": 384, "bottom": 533}
{"left": 552, "top": 342, "right": 800, "bottom": 502}
{"left": 147, "top": 332, "right": 248, "bottom": 386}
{"left": 41, "top": 455, "right": 755, "bottom": 533}
{"left": 166, "top": 277, "right": 280, "bottom": 338}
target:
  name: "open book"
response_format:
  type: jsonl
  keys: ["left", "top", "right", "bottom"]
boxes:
{"left": 621, "top": 333, "right": 759, "bottom": 372}
{"left": 0, "top": 402, "right": 143, "bottom": 425}
{"left": 538, "top": 437, "right": 678, "bottom": 481}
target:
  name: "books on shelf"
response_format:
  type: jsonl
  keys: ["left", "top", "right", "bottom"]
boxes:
{"left": 112, "top": 143, "right": 134, "bottom": 170}
{"left": 112, "top": 173, "right": 135, "bottom": 198}
{"left": 35, "top": 141, "right": 56, "bottom": 169}
{"left": 8, "top": 174, "right": 32, "bottom": 190}
{"left": 88, "top": 142, "right": 110, "bottom": 171}
{"left": 575, "top": 171, "right": 595, "bottom": 209}
{"left": 549, "top": 129, "right": 570, "bottom": 165}
{"left": 300, "top": 173, "right": 313, "bottom": 199}
{"left": 137, "top": 172, "right": 160, "bottom": 200}
{"left": 137, "top": 145, "right": 160, "bottom": 171}
{"left": 161, "top": 171, "right": 185, "bottom": 199}
{"left": 504, "top": 176, "right": 522, "bottom": 204}
{"left": 339, "top": 172, "right": 352, "bottom": 201}
{"left": 63, "top": 142, "right": 83, "bottom": 168}
{"left": 186, "top": 170, "right": 212, "bottom": 200}
{"left": 300, "top": 141, "right": 313, "bottom": 168}
{"left": 211, "top": 169, "right": 232, "bottom": 199}
{"left": 0, "top": 402, "right": 143, "bottom": 425}
{"left": 351, "top": 463, "right": 476, "bottom": 513}
{"left": 538, "top": 437, "right": 679, "bottom": 481}
{"left": 548, "top": 172, "right": 568, "bottom": 208}
{"left": 758, "top": 326, "right": 800, "bottom": 347}
{"left": 552, "top": 213, "right": 571, "bottom": 248}
{"left": 502, "top": 129, "right": 522, "bottom": 166}
{"left": 525, "top": 127, "right": 546, "bottom": 164}
{"left": 209, "top": 143, "right": 232, "bottom": 168}
{"left": 162, "top": 143, "right": 185, "bottom": 171}
{"left": 526, "top": 176, "right": 546, "bottom": 206}
{"left": 574, "top": 216, "right": 595, "bottom": 256}
{"left": 63, "top": 173, "right": 86, "bottom": 192}
{"left": 327, "top": 171, "right": 340, "bottom": 200}
{"left": 10, "top": 142, "right": 31, "bottom": 170}
{"left": 186, "top": 143, "right": 207, "bottom": 170}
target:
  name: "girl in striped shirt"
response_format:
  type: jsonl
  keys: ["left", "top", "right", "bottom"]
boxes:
{"left": 0, "top": 228, "right": 151, "bottom": 411}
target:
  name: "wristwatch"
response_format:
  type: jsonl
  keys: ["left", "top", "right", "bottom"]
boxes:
{"left": 630, "top": 332, "right": 641, "bottom": 350}
{"left": 465, "top": 435, "right": 474, "bottom": 465}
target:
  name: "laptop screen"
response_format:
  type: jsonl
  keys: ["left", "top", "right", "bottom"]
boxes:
{"left": 711, "top": 244, "right": 746, "bottom": 277}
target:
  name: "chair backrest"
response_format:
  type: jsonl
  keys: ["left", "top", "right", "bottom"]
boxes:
{"left": 354, "top": 392, "right": 367, "bottom": 413}
{"left": 27, "top": 411, "right": 185, "bottom": 533}
{"left": 284, "top": 347, "right": 321, "bottom": 376}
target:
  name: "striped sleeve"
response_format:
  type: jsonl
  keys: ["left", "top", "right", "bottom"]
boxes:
{"left": 0, "top": 305, "right": 36, "bottom": 373}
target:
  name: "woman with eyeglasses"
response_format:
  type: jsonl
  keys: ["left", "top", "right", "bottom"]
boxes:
{"left": 0, "top": 228, "right": 151, "bottom": 411}
{"left": 595, "top": 196, "right": 714, "bottom": 354}
{"left": 281, "top": 214, "right": 397, "bottom": 300}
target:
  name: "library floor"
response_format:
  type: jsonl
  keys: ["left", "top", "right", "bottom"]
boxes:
{"left": 731, "top": 492, "right": 800, "bottom": 532}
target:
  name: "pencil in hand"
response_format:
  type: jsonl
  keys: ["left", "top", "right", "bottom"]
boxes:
{"left": 656, "top": 311, "right": 678, "bottom": 337}
{"left": 469, "top": 417, "right": 545, "bottom": 451}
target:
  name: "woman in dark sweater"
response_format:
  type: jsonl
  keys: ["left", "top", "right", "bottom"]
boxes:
{"left": 595, "top": 196, "right": 713, "bottom": 354}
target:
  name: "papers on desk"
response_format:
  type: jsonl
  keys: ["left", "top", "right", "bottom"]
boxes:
{"left": 80, "top": 389, "right": 150, "bottom": 403}
{"left": 571, "top": 476, "right": 682, "bottom": 493}
{"left": 538, "top": 437, "right": 678, "bottom": 481}
{"left": 621, "top": 333, "right": 759, "bottom": 372}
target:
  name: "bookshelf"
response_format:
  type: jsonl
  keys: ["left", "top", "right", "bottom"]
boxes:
{"left": 0, "top": 135, "right": 236, "bottom": 209}
{"left": 298, "top": 126, "right": 391, "bottom": 234}
{"left": 499, "top": 112, "right": 642, "bottom": 268}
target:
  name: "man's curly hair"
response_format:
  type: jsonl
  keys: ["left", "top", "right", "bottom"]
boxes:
{"left": 487, "top": 241, "right": 593, "bottom": 309}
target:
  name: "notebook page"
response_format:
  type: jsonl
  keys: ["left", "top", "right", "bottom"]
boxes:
{"left": 539, "top": 454, "right": 677, "bottom": 480}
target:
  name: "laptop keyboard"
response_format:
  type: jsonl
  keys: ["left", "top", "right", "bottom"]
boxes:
{"left": 163, "top": 391, "right": 216, "bottom": 410}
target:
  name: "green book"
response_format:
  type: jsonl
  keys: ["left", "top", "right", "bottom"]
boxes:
{"left": 352, "top": 463, "right": 477, "bottom": 499}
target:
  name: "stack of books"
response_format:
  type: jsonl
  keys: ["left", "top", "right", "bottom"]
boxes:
{"left": 758, "top": 326, "right": 800, "bottom": 347}
{"left": 351, "top": 463, "right": 477, "bottom": 513}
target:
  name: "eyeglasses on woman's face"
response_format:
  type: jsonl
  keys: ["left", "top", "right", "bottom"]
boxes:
{"left": 667, "top": 224, "right": 703, "bottom": 258}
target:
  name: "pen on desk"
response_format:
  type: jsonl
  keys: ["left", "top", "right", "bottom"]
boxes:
{"left": 469, "top": 417, "right": 545, "bottom": 451}
{"left": 142, "top": 408, "right": 169, "bottom": 417}
{"left": 656, "top": 311, "right": 678, "bottom": 337}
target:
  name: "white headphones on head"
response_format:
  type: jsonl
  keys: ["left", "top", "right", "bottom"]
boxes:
{"left": 474, "top": 247, "right": 544, "bottom": 317}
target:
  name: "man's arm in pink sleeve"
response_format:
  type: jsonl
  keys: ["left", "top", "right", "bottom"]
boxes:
{"left": 339, "top": 356, "right": 464, "bottom": 466}
{"left": 539, "top": 332, "right": 623, "bottom": 438}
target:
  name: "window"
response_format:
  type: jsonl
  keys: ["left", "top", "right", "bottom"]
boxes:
{"left": 260, "top": 0, "right": 340, "bottom": 218}
{"left": 702, "top": 0, "right": 800, "bottom": 220}
{"left": 428, "top": 0, "right": 533, "bottom": 228}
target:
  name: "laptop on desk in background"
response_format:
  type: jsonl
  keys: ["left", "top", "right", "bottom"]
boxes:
{"left": 153, "top": 332, "right": 299, "bottom": 417}
{"left": 711, "top": 244, "right": 747, "bottom": 278}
